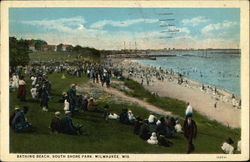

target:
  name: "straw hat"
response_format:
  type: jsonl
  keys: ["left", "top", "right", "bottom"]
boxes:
{"left": 71, "top": 84, "right": 76, "bottom": 88}
{"left": 15, "top": 107, "right": 20, "bottom": 110}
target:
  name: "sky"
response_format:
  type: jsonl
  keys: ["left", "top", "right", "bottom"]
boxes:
{"left": 9, "top": 8, "right": 240, "bottom": 50}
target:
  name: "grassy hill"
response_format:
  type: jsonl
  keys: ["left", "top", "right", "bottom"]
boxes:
{"left": 9, "top": 72, "right": 240, "bottom": 153}
{"left": 29, "top": 51, "right": 100, "bottom": 63}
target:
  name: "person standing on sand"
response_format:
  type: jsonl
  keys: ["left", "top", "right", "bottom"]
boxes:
{"left": 183, "top": 116, "right": 197, "bottom": 153}
{"left": 141, "top": 76, "right": 144, "bottom": 85}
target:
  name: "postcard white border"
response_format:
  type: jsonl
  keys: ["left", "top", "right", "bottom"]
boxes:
{"left": 1, "top": 0, "right": 249, "bottom": 161}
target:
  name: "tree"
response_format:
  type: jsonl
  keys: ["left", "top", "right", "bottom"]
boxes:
{"left": 56, "top": 43, "right": 63, "bottom": 52}
{"left": 34, "top": 40, "right": 47, "bottom": 51}
{"left": 72, "top": 45, "right": 82, "bottom": 52}
{"left": 66, "top": 45, "right": 73, "bottom": 52}
{"left": 9, "top": 37, "right": 30, "bottom": 67}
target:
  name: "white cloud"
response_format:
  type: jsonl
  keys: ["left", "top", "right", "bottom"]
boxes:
{"left": 22, "top": 16, "right": 86, "bottom": 33}
{"left": 90, "top": 18, "right": 158, "bottom": 29}
{"left": 17, "top": 17, "right": 238, "bottom": 50}
{"left": 77, "top": 24, "right": 84, "bottom": 30}
{"left": 201, "top": 20, "right": 238, "bottom": 34}
{"left": 182, "top": 16, "right": 210, "bottom": 26}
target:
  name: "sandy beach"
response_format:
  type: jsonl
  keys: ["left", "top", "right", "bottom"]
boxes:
{"left": 110, "top": 59, "right": 241, "bottom": 128}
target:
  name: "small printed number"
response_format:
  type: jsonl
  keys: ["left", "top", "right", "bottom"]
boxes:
{"left": 216, "top": 156, "right": 227, "bottom": 159}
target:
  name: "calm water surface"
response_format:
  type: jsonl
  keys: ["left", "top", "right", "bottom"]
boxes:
{"left": 137, "top": 50, "right": 240, "bottom": 96}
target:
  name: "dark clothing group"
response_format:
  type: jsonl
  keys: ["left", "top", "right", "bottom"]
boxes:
{"left": 50, "top": 114, "right": 83, "bottom": 135}
{"left": 134, "top": 117, "right": 176, "bottom": 142}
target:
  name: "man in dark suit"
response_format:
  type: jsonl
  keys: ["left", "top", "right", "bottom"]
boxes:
{"left": 183, "top": 116, "right": 197, "bottom": 153}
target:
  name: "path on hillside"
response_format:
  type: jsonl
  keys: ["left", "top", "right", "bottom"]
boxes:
{"left": 78, "top": 81, "right": 174, "bottom": 117}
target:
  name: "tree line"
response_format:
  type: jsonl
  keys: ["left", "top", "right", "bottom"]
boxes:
{"left": 9, "top": 37, "right": 101, "bottom": 67}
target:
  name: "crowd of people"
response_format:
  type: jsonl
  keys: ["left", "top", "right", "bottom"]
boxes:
{"left": 9, "top": 60, "right": 241, "bottom": 154}
{"left": 9, "top": 61, "right": 120, "bottom": 135}
{"left": 103, "top": 102, "right": 197, "bottom": 153}
{"left": 108, "top": 59, "right": 241, "bottom": 108}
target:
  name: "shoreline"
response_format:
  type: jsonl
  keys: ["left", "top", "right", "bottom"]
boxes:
{"left": 133, "top": 59, "right": 241, "bottom": 99}
{"left": 109, "top": 58, "right": 241, "bottom": 128}
{"left": 129, "top": 59, "right": 241, "bottom": 104}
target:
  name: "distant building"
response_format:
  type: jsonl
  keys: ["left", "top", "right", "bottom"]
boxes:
{"left": 62, "top": 44, "right": 70, "bottom": 51}
{"left": 47, "top": 45, "right": 57, "bottom": 51}
{"left": 29, "top": 45, "right": 36, "bottom": 52}
{"left": 42, "top": 45, "right": 49, "bottom": 51}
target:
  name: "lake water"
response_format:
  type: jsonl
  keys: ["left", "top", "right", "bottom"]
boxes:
{"left": 137, "top": 50, "right": 240, "bottom": 96}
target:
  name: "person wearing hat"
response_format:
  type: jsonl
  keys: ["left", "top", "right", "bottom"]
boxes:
{"left": 67, "top": 84, "right": 77, "bottom": 115}
{"left": 147, "top": 132, "right": 158, "bottom": 145}
{"left": 104, "top": 70, "right": 111, "bottom": 88}
{"left": 11, "top": 73, "right": 19, "bottom": 89}
{"left": 174, "top": 120, "right": 183, "bottom": 133}
{"left": 50, "top": 111, "right": 61, "bottom": 133}
{"left": 17, "top": 75, "right": 26, "bottom": 101}
{"left": 128, "top": 110, "right": 136, "bottom": 124}
{"left": 87, "top": 97, "right": 96, "bottom": 111}
{"left": 40, "top": 84, "right": 49, "bottom": 111}
{"left": 60, "top": 111, "right": 82, "bottom": 135}
{"left": 148, "top": 114, "right": 157, "bottom": 124}
{"left": 185, "top": 102, "right": 193, "bottom": 117}
{"left": 221, "top": 137, "right": 234, "bottom": 154}
{"left": 10, "top": 107, "right": 20, "bottom": 126}
{"left": 11, "top": 106, "right": 32, "bottom": 132}
{"left": 183, "top": 116, "right": 197, "bottom": 154}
